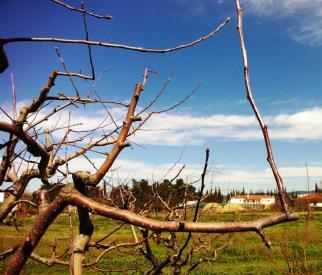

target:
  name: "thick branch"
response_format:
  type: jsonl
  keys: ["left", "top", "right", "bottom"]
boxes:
{"left": 70, "top": 189, "right": 298, "bottom": 233}
{"left": 89, "top": 84, "right": 143, "bottom": 184}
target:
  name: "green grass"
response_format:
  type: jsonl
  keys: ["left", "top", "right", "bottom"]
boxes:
{"left": 0, "top": 212, "right": 321, "bottom": 274}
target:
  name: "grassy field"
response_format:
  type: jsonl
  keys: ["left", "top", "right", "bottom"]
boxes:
{"left": 0, "top": 211, "right": 321, "bottom": 274}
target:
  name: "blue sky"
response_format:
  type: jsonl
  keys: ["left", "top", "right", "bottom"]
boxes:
{"left": 1, "top": 0, "right": 322, "bottom": 193}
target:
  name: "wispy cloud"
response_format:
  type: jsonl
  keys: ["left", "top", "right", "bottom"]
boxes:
{"left": 133, "top": 107, "right": 322, "bottom": 145}
{"left": 242, "top": 0, "right": 322, "bottom": 47}
{"left": 168, "top": 0, "right": 224, "bottom": 17}
{"left": 270, "top": 98, "right": 298, "bottom": 106}
{"left": 174, "top": 0, "right": 322, "bottom": 47}
{"left": 242, "top": 0, "right": 319, "bottom": 16}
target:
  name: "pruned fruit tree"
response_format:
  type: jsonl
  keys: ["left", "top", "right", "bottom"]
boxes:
{"left": 0, "top": 1, "right": 298, "bottom": 274}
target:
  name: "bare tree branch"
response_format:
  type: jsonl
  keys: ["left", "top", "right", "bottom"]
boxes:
{"left": 1, "top": 18, "right": 230, "bottom": 64}
{"left": 235, "top": 0, "right": 288, "bottom": 213}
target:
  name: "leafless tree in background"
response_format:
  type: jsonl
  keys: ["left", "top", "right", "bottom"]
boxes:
{"left": 0, "top": 1, "right": 298, "bottom": 274}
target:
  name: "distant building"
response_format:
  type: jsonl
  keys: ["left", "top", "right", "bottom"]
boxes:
{"left": 229, "top": 195, "right": 275, "bottom": 208}
{"left": 297, "top": 193, "right": 312, "bottom": 198}
{"left": 175, "top": 200, "right": 198, "bottom": 209}
{"left": 294, "top": 193, "right": 322, "bottom": 211}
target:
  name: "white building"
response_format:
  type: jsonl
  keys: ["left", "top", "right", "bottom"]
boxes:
{"left": 229, "top": 195, "right": 275, "bottom": 207}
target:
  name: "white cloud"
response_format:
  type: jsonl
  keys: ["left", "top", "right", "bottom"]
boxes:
{"left": 67, "top": 156, "right": 322, "bottom": 191}
{"left": 242, "top": 0, "right": 322, "bottom": 47}
{"left": 132, "top": 107, "right": 322, "bottom": 145}
{"left": 1, "top": 100, "right": 322, "bottom": 146}
{"left": 3, "top": 99, "right": 320, "bottom": 191}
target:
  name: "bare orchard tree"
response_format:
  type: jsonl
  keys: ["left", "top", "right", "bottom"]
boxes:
{"left": 0, "top": 1, "right": 298, "bottom": 274}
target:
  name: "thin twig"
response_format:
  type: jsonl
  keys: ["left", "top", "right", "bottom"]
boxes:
{"left": 81, "top": 1, "right": 95, "bottom": 79}
{"left": 46, "top": 95, "right": 128, "bottom": 107}
{"left": 55, "top": 48, "right": 80, "bottom": 97}
{"left": 174, "top": 149, "right": 210, "bottom": 265}
{"left": 51, "top": 0, "right": 113, "bottom": 20}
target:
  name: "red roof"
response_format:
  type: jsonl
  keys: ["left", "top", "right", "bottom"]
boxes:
{"left": 295, "top": 193, "right": 322, "bottom": 201}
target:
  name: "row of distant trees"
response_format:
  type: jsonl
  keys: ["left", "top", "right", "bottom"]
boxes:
{"left": 109, "top": 179, "right": 197, "bottom": 212}
{"left": 109, "top": 180, "right": 322, "bottom": 211}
